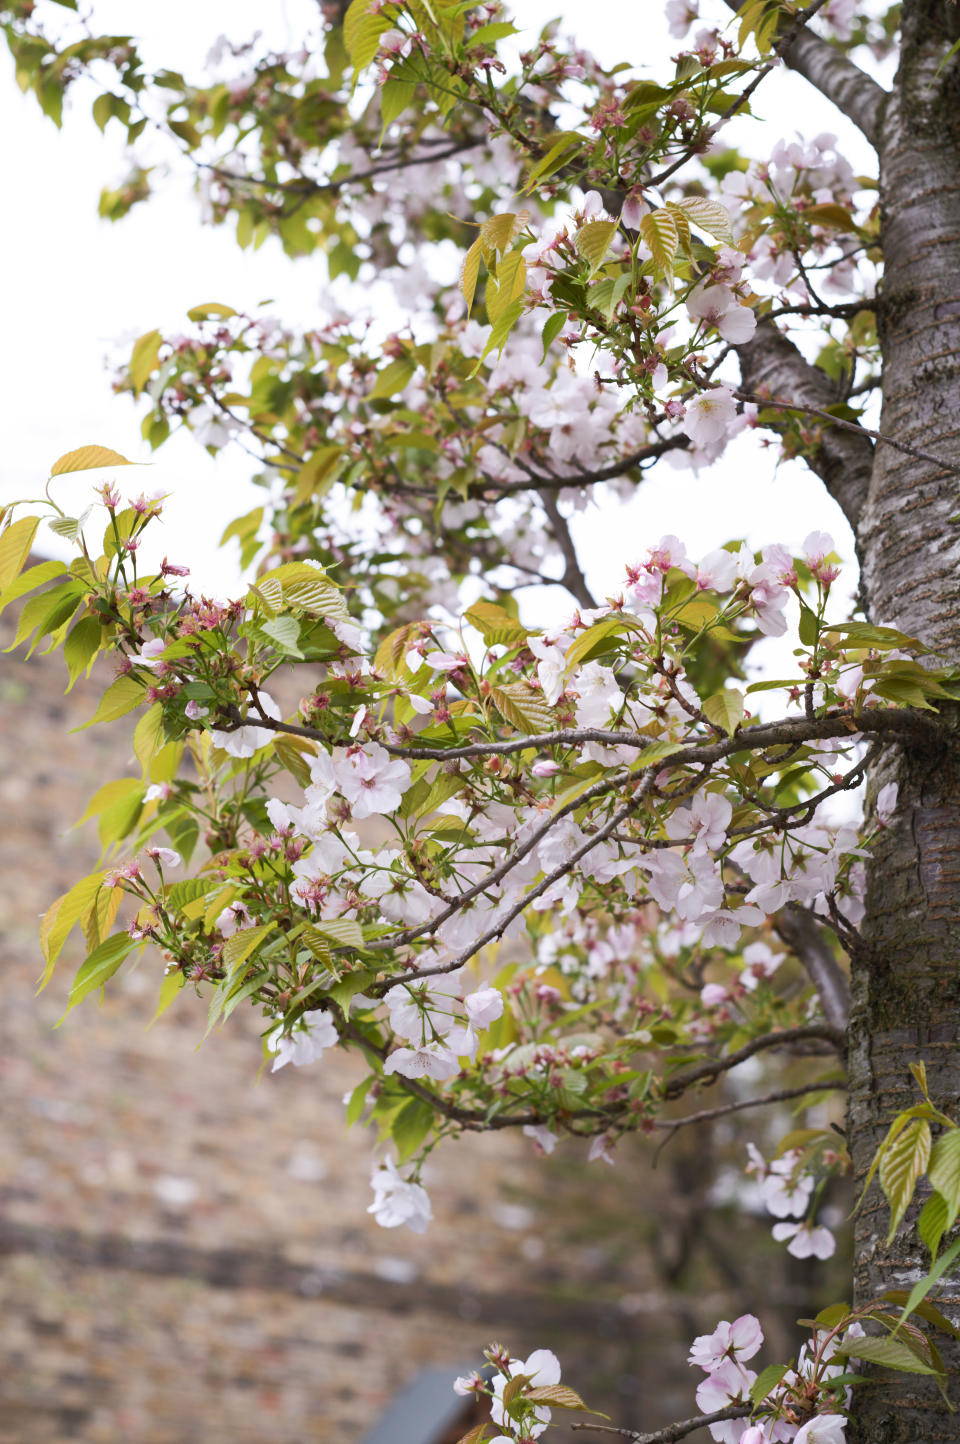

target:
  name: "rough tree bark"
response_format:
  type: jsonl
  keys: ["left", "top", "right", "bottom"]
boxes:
{"left": 826, "top": 3, "right": 960, "bottom": 1439}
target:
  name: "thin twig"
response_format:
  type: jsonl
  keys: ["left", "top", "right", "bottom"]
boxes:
{"left": 572, "top": 1403, "right": 752, "bottom": 1442}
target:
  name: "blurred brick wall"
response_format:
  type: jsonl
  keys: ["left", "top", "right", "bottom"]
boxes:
{"left": 0, "top": 595, "right": 816, "bottom": 1443}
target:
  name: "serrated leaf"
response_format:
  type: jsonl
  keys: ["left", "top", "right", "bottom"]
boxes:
{"left": 884, "top": 1290, "right": 960, "bottom": 1343}
{"left": 835, "top": 1333, "right": 945, "bottom": 1377}
{"left": 821, "top": 621, "right": 927, "bottom": 653}
{"left": 491, "top": 682, "right": 555, "bottom": 733}
{"left": 222, "top": 921, "right": 276, "bottom": 975}
{"left": 524, "top": 1384, "right": 592, "bottom": 1411}
{"left": 880, "top": 1118, "right": 932, "bottom": 1242}
{"left": 460, "top": 235, "right": 482, "bottom": 315}
{"left": 38, "top": 871, "right": 114, "bottom": 988}
{"left": 703, "top": 689, "right": 744, "bottom": 736}
{"left": 329, "top": 968, "right": 378, "bottom": 1009}
{"left": 676, "top": 196, "right": 734, "bottom": 245}
{"left": 640, "top": 209, "right": 679, "bottom": 274}
{"left": 50, "top": 444, "right": 134, "bottom": 477}
{"left": 636, "top": 739, "right": 683, "bottom": 770}
{"left": 375, "top": 621, "right": 419, "bottom": 680}
{"left": 480, "top": 211, "right": 522, "bottom": 262}
{"left": 798, "top": 602, "right": 820, "bottom": 646}
{"left": 473, "top": 298, "right": 524, "bottom": 368}
{"left": 311, "top": 918, "right": 364, "bottom": 949}
{"left": 575, "top": 218, "right": 618, "bottom": 277}
{"left": 454, "top": 1425, "right": 491, "bottom": 1444}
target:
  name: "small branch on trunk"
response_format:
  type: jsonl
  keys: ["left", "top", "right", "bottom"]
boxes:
{"left": 662, "top": 1023, "right": 847, "bottom": 1101}
{"left": 775, "top": 903, "right": 851, "bottom": 1033}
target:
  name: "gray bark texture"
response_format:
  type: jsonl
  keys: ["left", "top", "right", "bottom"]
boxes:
{"left": 831, "top": 3, "right": 960, "bottom": 1439}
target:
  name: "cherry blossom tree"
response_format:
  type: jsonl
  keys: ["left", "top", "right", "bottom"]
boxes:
{"left": 3, "top": 1, "right": 960, "bottom": 1440}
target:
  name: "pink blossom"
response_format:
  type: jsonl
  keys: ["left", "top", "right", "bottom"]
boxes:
{"left": 793, "top": 1415, "right": 847, "bottom": 1444}
{"left": 876, "top": 782, "right": 898, "bottom": 826}
{"left": 772, "top": 1220, "right": 836, "bottom": 1259}
{"left": 383, "top": 1042, "right": 460, "bottom": 1081}
{"left": 464, "top": 986, "right": 504, "bottom": 1029}
{"left": 689, "top": 1315, "right": 764, "bottom": 1372}
{"left": 682, "top": 387, "right": 738, "bottom": 447}
{"left": 368, "top": 1156, "right": 433, "bottom": 1233}
{"left": 210, "top": 691, "right": 282, "bottom": 757}
{"left": 686, "top": 283, "right": 756, "bottom": 344}
{"left": 334, "top": 743, "right": 411, "bottom": 818}
{"left": 700, "top": 983, "right": 730, "bottom": 1008}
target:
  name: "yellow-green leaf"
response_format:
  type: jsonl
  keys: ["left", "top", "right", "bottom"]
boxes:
{"left": 369, "top": 358, "right": 415, "bottom": 400}
{"left": 223, "top": 921, "right": 277, "bottom": 975}
{"left": 929, "top": 1129, "right": 960, "bottom": 1226}
{"left": 575, "top": 218, "right": 618, "bottom": 277}
{"left": 129, "top": 329, "right": 164, "bottom": 395}
{"left": 0, "top": 515, "right": 40, "bottom": 591}
{"left": 676, "top": 196, "right": 734, "bottom": 245}
{"left": 703, "top": 689, "right": 744, "bottom": 736}
{"left": 460, "top": 235, "right": 483, "bottom": 316}
{"left": 640, "top": 209, "right": 679, "bottom": 274}
{"left": 880, "top": 1118, "right": 932, "bottom": 1242}
{"left": 50, "top": 444, "right": 134, "bottom": 477}
{"left": 487, "top": 250, "right": 526, "bottom": 325}
{"left": 491, "top": 681, "right": 555, "bottom": 734}
{"left": 186, "top": 302, "right": 237, "bottom": 321}
{"left": 74, "top": 674, "right": 145, "bottom": 730}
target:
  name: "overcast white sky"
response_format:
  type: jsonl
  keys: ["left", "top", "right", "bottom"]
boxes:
{"left": 3, "top": 2, "right": 879, "bottom": 600}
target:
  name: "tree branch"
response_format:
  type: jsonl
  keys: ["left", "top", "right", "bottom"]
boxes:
{"left": 722, "top": 0, "right": 887, "bottom": 146}
{"left": 736, "top": 320, "right": 874, "bottom": 530}
{"left": 540, "top": 492, "right": 597, "bottom": 609}
{"left": 572, "top": 1403, "right": 752, "bottom": 1442}
{"left": 663, "top": 1023, "right": 846, "bottom": 1100}
{"left": 775, "top": 903, "right": 851, "bottom": 1033}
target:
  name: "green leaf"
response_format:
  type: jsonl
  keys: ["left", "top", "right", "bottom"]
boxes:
{"left": 345, "top": 1077, "right": 371, "bottom": 1127}
{"left": 150, "top": 969, "right": 185, "bottom": 1026}
{"left": 541, "top": 309, "right": 568, "bottom": 360}
{"left": 750, "top": 1364, "right": 788, "bottom": 1406}
{"left": 473, "top": 298, "right": 524, "bottom": 368}
{"left": 380, "top": 76, "right": 416, "bottom": 130}
{"left": 575, "top": 218, "right": 618, "bottom": 277}
{"left": 329, "top": 969, "right": 378, "bottom": 1009}
{"left": 524, "top": 131, "right": 582, "bottom": 191}
{"left": 821, "top": 621, "right": 927, "bottom": 653}
{"left": 391, "top": 1097, "right": 435, "bottom": 1163}
{"left": 564, "top": 617, "right": 627, "bottom": 674}
{"left": 703, "top": 689, "right": 744, "bottom": 736}
{"left": 635, "top": 740, "right": 683, "bottom": 770}
{"left": 57, "top": 932, "right": 135, "bottom": 1023}
{"left": 798, "top": 603, "right": 819, "bottom": 647}
{"left": 63, "top": 615, "right": 103, "bottom": 690}
{"left": 929, "top": 1129, "right": 960, "bottom": 1227}
{"left": 74, "top": 674, "right": 144, "bottom": 730}
{"left": 890, "top": 1237, "right": 960, "bottom": 1335}
{"left": 920, "top": 1192, "right": 951, "bottom": 1261}
{"left": 262, "top": 615, "right": 304, "bottom": 658}
{"left": 880, "top": 1118, "right": 932, "bottom": 1242}
{"left": 0, "top": 515, "right": 41, "bottom": 591}
{"left": 835, "top": 1333, "right": 945, "bottom": 1378}
{"left": 222, "top": 921, "right": 277, "bottom": 975}
{"left": 884, "top": 1286, "right": 960, "bottom": 1342}
{"left": 369, "top": 358, "right": 416, "bottom": 400}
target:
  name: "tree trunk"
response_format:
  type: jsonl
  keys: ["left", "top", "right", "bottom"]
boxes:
{"left": 848, "top": 3, "right": 960, "bottom": 1438}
